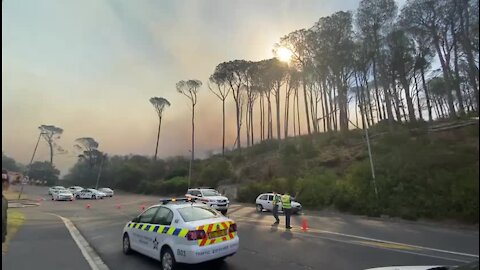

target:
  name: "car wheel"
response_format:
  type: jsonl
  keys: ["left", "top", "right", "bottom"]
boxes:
{"left": 221, "top": 210, "right": 227, "bottom": 215}
{"left": 76, "top": 195, "right": 80, "bottom": 199}
{"left": 256, "top": 204, "right": 263, "bottom": 212}
{"left": 91, "top": 195, "right": 96, "bottom": 200}
{"left": 161, "top": 247, "right": 176, "bottom": 270}
{"left": 123, "top": 234, "right": 132, "bottom": 255}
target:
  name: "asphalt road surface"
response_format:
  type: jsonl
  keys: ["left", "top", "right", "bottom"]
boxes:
{"left": 11, "top": 185, "right": 480, "bottom": 270}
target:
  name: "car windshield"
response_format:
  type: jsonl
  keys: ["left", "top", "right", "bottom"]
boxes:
{"left": 201, "top": 189, "right": 220, "bottom": 197}
{"left": 178, "top": 206, "right": 220, "bottom": 222}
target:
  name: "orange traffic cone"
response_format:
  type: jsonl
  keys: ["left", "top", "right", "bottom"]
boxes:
{"left": 301, "top": 218, "right": 308, "bottom": 231}
{"left": 86, "top": 204, "right": 91, "bottom": 209}
{"left": 116, "top": 204, "right": 122, "bottom": 209}
{"left": 140, "top": 204, "right": 145, "bottom": 211}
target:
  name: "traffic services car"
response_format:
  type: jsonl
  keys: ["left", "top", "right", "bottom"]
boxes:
{"left": 68, "top": 186, "right": 83, "bottom": 195}
{"left": 75, "top": 188, "right": 106, "bottom": 200}
{"left": 122, "top": 198, "right": 239, "bottom": 270}
{"left": 52, "top": 189, "right": 74, "bottom": 201}
{"left": 98, "top": 187, "right": 114, "bottom": 197}
{"left": 255, "top": 193, "right": 302, "bottom": 214}
{"left": 48, "top": 186, "right": 66, "bottom": 195}
{"left": 185, "top": 187, "right": 230, "bottom": 215}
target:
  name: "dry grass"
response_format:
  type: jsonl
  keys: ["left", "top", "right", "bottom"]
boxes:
{"left": 3, "top": 190, "right": 29, "bottom": 200}
{"left": 2, "top": 210, "right": 26, "bottom": 254}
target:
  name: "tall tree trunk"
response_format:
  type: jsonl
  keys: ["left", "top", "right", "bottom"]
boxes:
{"left": 400, "top": 77, "right": 416, "bottom": 122}
{"left": 296, "top": 87, "right": 301, "bottom": 135}
{"left": 267, "top": 92, "right": 272, "bottom": 139}
{"left": 309, "top": 85, "right": 317, "bottom": 133}
{"left": 391, "top": 75, "right": 402, "bottom": 122}
{"left": 433, "top": 36, "right": 457, "bottom": 118}
{"left": 420, "top": 65, "right": 433, "bottom": 121}
{"left": 49, "top": 142, "right": 54, "bottom": 165}
{"left": 246, "top": 99, "right": 250, "bottom": 147}
{"left": 222, "top": 100, "right": 225, "bottom": 155}
{"left": 452, "top": 24, "right": 465, "bottom": 116}
{"left": 275, "top": 85, "right": 281, "bottom": 140}
{"left": 250, "top": 101, "right": 254, "bottom": 145}
{"left": 302, "top": 76, "right": 311, "bottom": 135}
{"left": 292, "top": 90, "right": 297, "bottom": 137}
{"left": 284, "top": 85, "right": 290, "bottom": 139}
{"left": 154, "top": 116, "right": 163, "bottom": 160}
{"left": 323, "top": 80, "right": 331, "bottom": 131}
{"left": 191, "top": 104, "right": 195, "bottom": 165}
{"left": 414, "top": 71, "right": 423, "bottom": 120}
{"left": 372, "top": 60, "right": 384, "bottom": 121}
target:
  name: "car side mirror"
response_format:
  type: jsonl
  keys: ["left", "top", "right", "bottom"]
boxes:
{"left": 132, "top": 217, "right": 140, "bottom": 223}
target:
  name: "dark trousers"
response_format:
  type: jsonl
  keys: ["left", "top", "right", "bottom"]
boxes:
{"left": 284, "top": 208, "right": 292, "bottom": 228}
{"left": 272, "top": 205, "right": 279, "bottom": 223}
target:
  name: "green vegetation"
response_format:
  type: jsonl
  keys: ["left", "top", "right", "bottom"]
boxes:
{"left": 61, "top": 122, "right": 479, "bottom": 223}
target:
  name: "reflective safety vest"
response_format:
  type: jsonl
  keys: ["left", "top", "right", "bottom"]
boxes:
{"left": 272, "top": 194, "right": 280, "bottom": 205}
{"left": 281, "top": 195, "right": 291, "bottom": 209}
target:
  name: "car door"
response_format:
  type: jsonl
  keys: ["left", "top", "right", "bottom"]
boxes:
{"left": 131, "top": 207, "right": 159, "bottom": 255}
{"left": 80, "top": 189, "right": 90, "bottom": 199}
{"left": 258, "top": 194, "right": 268, "bottom": 209}
{"left": 265, "top": 195, "right": 274, "bottom": 211}
{"left": 145, "top": 207, "right": 174, "bottom": 259}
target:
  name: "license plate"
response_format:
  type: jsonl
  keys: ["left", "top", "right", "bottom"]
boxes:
{"left": 208, "top": 229, "right": 227, "bottom": 239}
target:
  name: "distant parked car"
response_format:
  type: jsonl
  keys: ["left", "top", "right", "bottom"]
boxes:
{"left": 68, "top": 186, "right": 83, "bottom": 195}
{"left": 48, "top": 186, "right": 66, "bottom": 195}
{"left": 185, "top": 187, "right": 229, "bottom": 215}
{"left": 75, "top": 189, "right": 106, "bottom": 200}
{"left": 98, "top": 188, "right": 114, "bottom": 197}
{"left": 255, "top": 193, "right": 302, "bottom": 214}
{"left": 52, "top": 189, "right": 73, "bottom": 201}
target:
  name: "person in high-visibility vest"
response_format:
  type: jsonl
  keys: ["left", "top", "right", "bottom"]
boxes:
{"left": 272, "top": 192, "right": 280, "bottom": 225}
{"left": 281, "top": 193, "right": 293, "bottom": 229}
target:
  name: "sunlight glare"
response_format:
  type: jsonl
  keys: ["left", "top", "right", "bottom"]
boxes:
{"left": 276, "top": 47, "right": 292, "bottom": 63}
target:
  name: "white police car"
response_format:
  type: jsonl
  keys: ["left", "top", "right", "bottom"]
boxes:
{"left": 122, "top": 198, "right": 239, "bottom": 270}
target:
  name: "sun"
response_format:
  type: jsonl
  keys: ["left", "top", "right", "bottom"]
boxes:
{"left": 275, "top": 47, "right": 293, "bottom": 63}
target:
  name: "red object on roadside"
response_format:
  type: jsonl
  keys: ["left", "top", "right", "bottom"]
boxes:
{"left": 86, "top": 204, "right": 91, "bottom": 209}
{"left": 301, "top": 218, "right": 308, "bottom": 231}
{"left": 140, "top": 204, "right": 145, "bottom": 211}
{"left": 116, "top": 204, "right": 122, "bottom": 209}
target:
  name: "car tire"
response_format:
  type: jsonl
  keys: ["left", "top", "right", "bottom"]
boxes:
{"left": 160, "top": 247, "right": 176, "bottom": 270}
{"left": 256, "top": 204, "right": 263, "bottom": 212}
{"left": 123, "top": 234, "right": 132, "bottom": 255}
{"left": 91, "top": 195, "right": 96, "bottom": 200}
{"left": 76, "top": 195, "right": 80, "bottom": 199}
{"left": 221, "top": 210, "right": 227, "bottom": 215}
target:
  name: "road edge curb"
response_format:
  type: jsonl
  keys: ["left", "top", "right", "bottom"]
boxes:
{"left": 48, "top": 213, "right": 110, "bottom": 270}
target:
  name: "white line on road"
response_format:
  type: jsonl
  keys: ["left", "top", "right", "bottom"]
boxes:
{"left": 48, "top": 213, "right": 110, "bottom": 270}
{"left": 232, "top": 215, "right": 479, "bottom": 259}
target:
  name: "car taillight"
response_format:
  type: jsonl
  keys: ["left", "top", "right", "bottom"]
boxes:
{"left": 186, "top": 230, "right": 207, "bottom": 241}
{"left": 228, "top": 223, "right": 237, "bottom": 233}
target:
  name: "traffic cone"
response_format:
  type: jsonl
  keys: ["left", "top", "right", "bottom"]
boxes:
{"left": 116, "top": 204, "right": 122, "bottom": 209}
{"left": 86, "top": 203, "right": 91, "bottom": 209}
{"left": 301, "top": 218, "right": 308, "bottom": 231}
{"left": 140, "top": 204, "right": 145, "bottom": 211}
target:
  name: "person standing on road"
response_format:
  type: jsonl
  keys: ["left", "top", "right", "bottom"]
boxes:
{"left": 281, "top": 192, "right": 293, "bottom": 229}
{"left": 2, "top": 169, "right": 9, "bottom": 243}
{"left": 272, "top": 192, "right": 280, "bottom": 225}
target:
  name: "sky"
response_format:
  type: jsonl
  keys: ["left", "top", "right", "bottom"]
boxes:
{"left": 2, "top": 0, "right": 405, "bottom": 175}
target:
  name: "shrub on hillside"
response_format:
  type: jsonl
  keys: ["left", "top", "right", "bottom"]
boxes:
{"left": 295, "top": 169, "right": 338, "bottom": 209}
{"left": 197, "top": 158, "right": 233, "bottom": 187}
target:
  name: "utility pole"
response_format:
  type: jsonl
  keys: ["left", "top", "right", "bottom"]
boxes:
{"left": 344, "top": 116, "right": 378, "bottom": 199}
{"left": 95, "top": 154, "right": 106, "bottom": 190}
{"left": 18, "top": 132, "right": 45, "bottom": 199}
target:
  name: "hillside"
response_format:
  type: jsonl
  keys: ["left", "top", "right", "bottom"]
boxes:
{"left": 208, "top": 120, "right": 479, "bottom": 223}
{"left": 55, "top": 119, "right": 479, "bottom": 223}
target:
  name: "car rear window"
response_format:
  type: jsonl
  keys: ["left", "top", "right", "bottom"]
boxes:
{"left": 178, "top": 206, "right": 220, "bottom": 222}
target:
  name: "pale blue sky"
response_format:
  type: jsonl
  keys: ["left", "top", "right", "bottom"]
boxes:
{"left": 2, "top": 0, "right": 405, "bottom": 174}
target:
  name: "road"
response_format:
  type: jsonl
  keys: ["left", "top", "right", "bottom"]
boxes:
{"left": 10, "top": 185, "right": 479, "bottom": 270}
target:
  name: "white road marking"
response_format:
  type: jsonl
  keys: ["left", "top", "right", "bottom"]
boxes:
{"left": 48, "top": 213, "right": 110, "bottom": 270}
{"left": 232, "top": 215, "right": 479, "bottom": 259}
